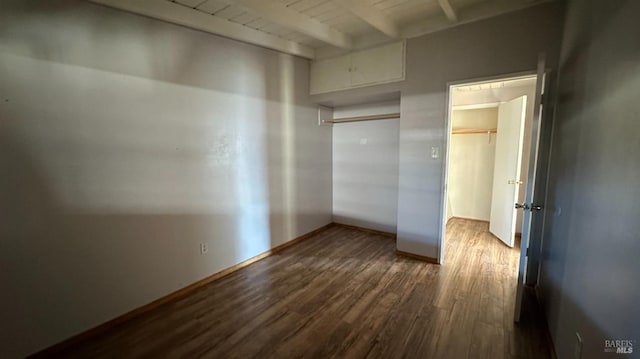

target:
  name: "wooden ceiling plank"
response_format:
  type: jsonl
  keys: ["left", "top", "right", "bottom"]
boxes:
{"left": 402, "top": 0, "right": 553, "bottom": 39}
{"left": 289, "top": 0, "right": 328, "bottom": 13}
{"left": 175, "top": 0, "right": 207, "bottom": 7}
{"left": 214, "top": 5, "right": 246, "bottom": 19}
{"left": 228, "top": 0, "right": 353, "bottom": 48}
{"left": 331, "top": 0, "right": 400, "bottom": 37}
{"left": 302, "top": 2, "right": 337, "bottom": 18}
{"left": 230, "top": 12, "right": 261, "bottom": 25}
{"left": 90, "top": 0, "right": 315, "bottom": 58}
{"left": 195, "top": 0, "right": 229, "bottom": 14}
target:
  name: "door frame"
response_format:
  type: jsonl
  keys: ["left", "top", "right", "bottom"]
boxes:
{"left": 439, "top": 70, "right": 539, "bottom": 265}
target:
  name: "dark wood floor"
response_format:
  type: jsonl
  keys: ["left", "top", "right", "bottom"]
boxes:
{"left": 44, "top": 218, "right": 552, "bottom": 358}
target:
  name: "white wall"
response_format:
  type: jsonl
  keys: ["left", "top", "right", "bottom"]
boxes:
{"left": 540, "top": 2, "right": 640, "bottom": 358}
{"left": 396, "top": 3, "right": 565, "bottom": 260}
{"left": 446, "top": 195, "right": 454, "bottom": 222}
{"left": 0, "top": 1, "right": 331, "bottom": 357}
{"left": 332, "top": 101, "right": 400, "bottom": 233}
{"left": 448, "top": 108, "right": 498, "bottom": 221}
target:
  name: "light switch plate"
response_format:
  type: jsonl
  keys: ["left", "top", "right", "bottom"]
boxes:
{"left": 431, "top": 146, "right": 440, "bottom": 159}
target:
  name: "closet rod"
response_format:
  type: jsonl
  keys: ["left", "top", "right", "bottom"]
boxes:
{"left": 328, "top": 112, "right": 400, "bottom": 123}
{"left": 452, "top": 128, "right": 497, "bottom": 135}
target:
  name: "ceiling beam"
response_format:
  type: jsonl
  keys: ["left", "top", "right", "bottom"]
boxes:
{"left": 402, "top": 0, "right": 553, "bottom": 39}
{"left": 229, "top": 0, "right": 353, "bottom": 49}
{"left": 89, "top": 0, "right": 315, "bottom": 59}
{"left": 331, "top": 0, "right": 399, "bottom": 38}
{"left": 437, "top": 0, "right": 458, "bottom": 22}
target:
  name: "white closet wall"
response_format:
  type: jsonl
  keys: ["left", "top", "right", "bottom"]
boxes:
{"left": 448, "top": 108, "right": 498, "bottom": 221}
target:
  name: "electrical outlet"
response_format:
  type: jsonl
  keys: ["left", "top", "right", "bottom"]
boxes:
{"left": 200, "top": 243, "right": 208, "bottom": 255}
{"left": 574, "top": 332, "right": 583, "bottom": 359}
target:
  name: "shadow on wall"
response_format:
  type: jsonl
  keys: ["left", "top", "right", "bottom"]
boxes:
{"left": 396, "top": 229, "right": 441, "bottom": 259}
{"left": 0, "top": 133, "right": 246, "bottom": 350}
{"left": 332, "top": 215, "right": 397, "bottom": 234}
{"left": 538, "top": 277, "right": 614, "bottom": 358}
{"left": 331, "top": 116, "right": 400, "bottom": 236}
{"left": 538, "top": 1, "right": 640, "bottom": 358}
{"left": 0, "top": 0, "right": 331, "bottom": 357}
{"left": 517, "top": 288, "right": 615, "bottom": 358}
{"left": 263, "top": 53, "right": 333, "bottom": 247}
{"left": 0, "top": 0, "right": 293, "bottom": 102}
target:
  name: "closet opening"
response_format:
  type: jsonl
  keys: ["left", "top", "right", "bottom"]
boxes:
{"left": 442, "top": 74, "right": 539, "bottom": 253}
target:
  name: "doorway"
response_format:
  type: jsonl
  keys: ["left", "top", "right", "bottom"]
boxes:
{"left": 443, "top": 74, "right": 538, "bottom": 251}
{"left": 441, "top": 69, "right": 548, "bottom": 322}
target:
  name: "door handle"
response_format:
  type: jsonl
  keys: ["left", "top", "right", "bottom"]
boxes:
{"left": 515, "top": 203, "right": 543, "bottom": 211}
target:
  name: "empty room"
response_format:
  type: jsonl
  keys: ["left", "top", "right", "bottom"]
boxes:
{"left": 1, "top": 0, "right": 638, "bottom": 358}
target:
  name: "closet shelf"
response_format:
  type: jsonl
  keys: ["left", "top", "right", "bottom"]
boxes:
{"left": 328, "top": 112, "right": 400, "bottom": 123}
{"left": 452, "top": 128, "right": 497, "bottom": 135}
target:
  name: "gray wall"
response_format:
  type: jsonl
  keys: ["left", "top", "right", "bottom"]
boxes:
{"left": 396, "top": 2, "right": 565, "bottom": 259}
{"left": 332, "top": 102, "right": 400, "bottom": 233}
{"left": 0, "top": 1, "right": 332, "bottom": 357}
{"left": 539, "top": 1, "right": 640, "bottom": 358}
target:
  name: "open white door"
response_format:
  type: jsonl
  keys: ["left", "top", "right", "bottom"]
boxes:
{"left": 514, "top": 55, "right": 547, "bottom": 322}
{"left": 489, "top": 96, "right": 527, "bottom": 247}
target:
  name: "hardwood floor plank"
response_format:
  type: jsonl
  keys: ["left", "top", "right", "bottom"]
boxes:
{"left": 470, "top": 321, "right": 506, "bottom": 359}
{"left": 36, "top": 219, "right": 552, "bottom": 359}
